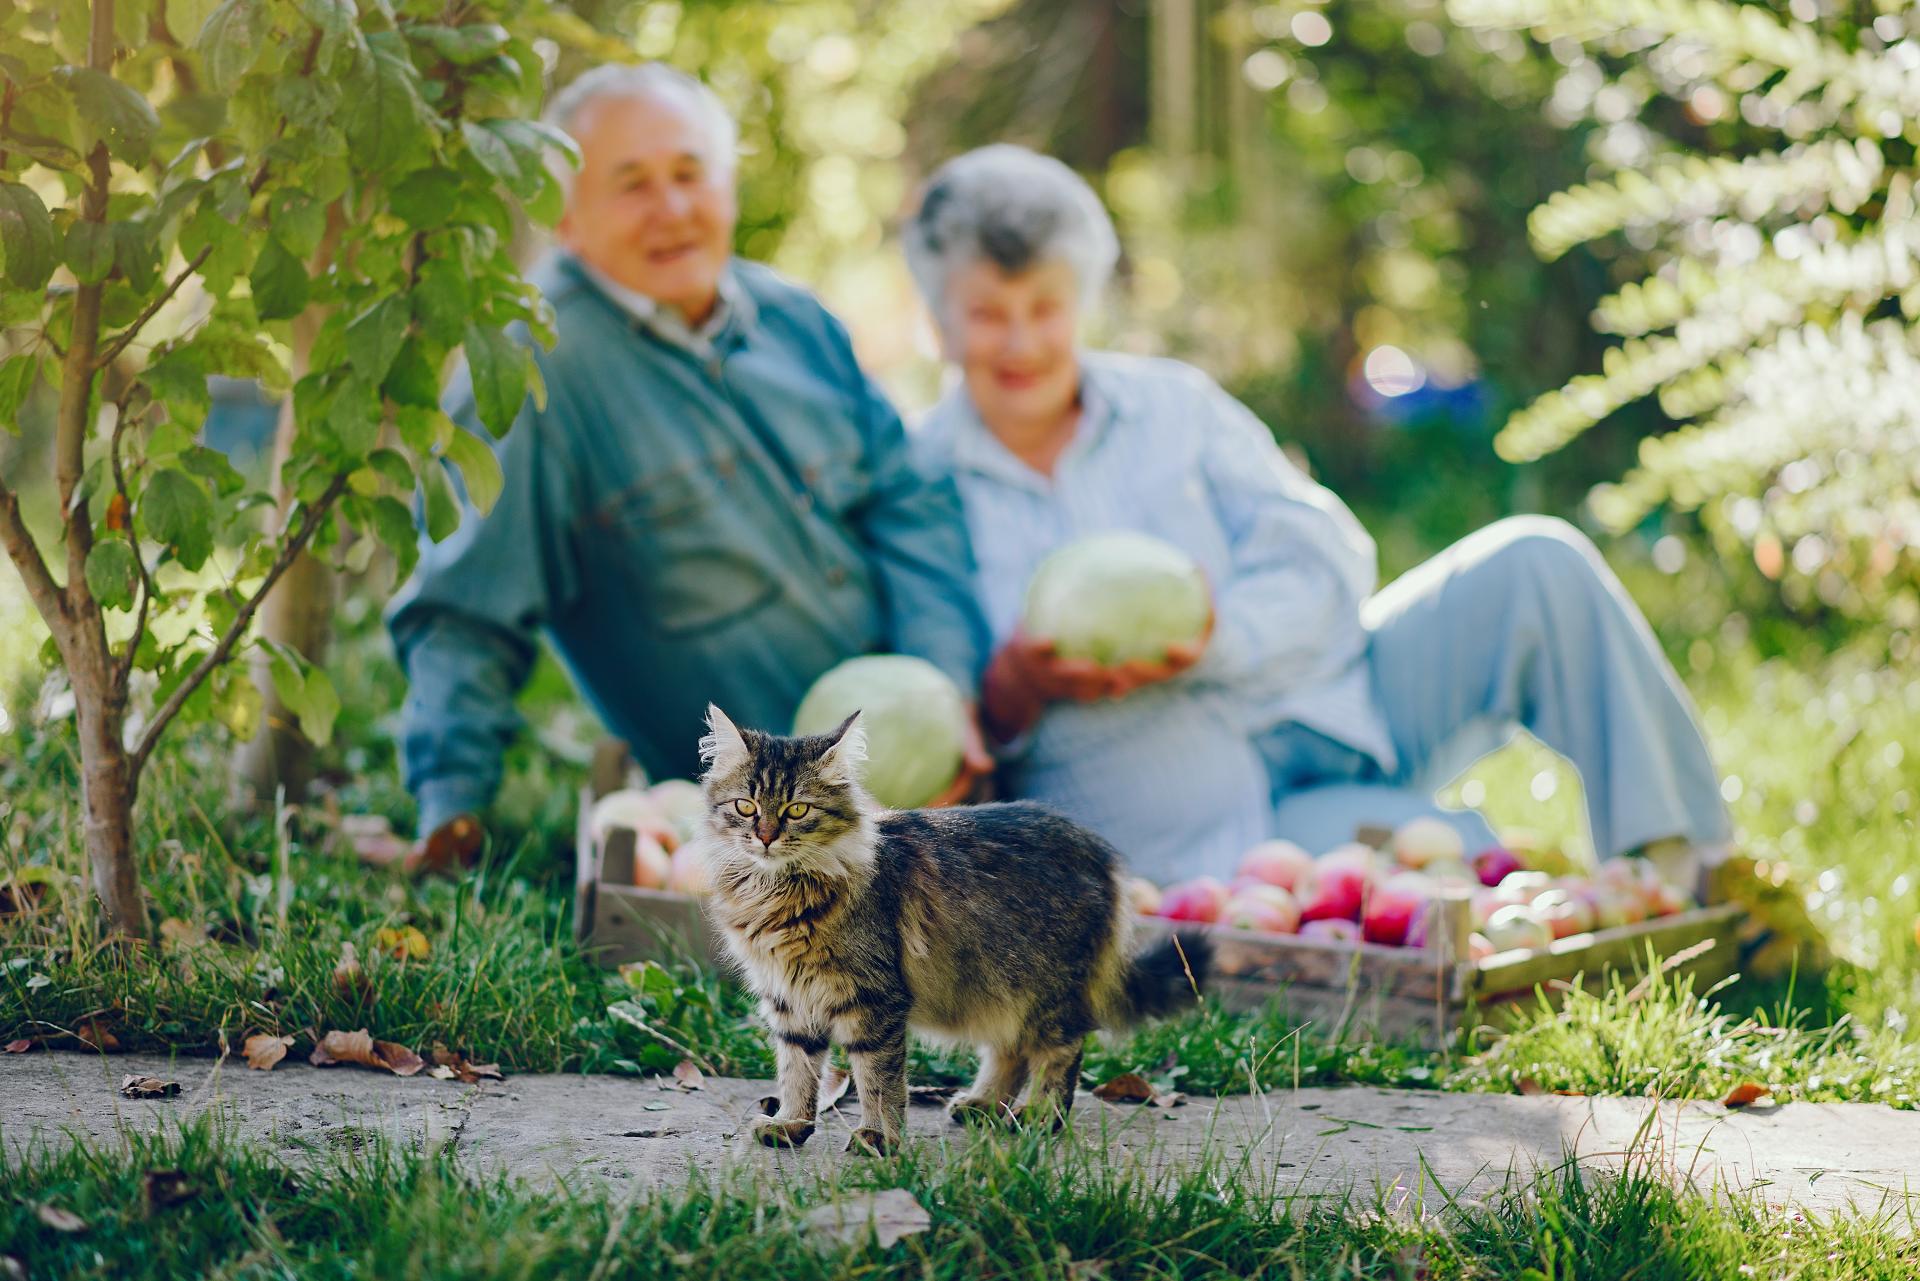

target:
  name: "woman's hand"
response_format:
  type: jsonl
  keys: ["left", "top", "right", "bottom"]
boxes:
{"left": 981, "top": 616, "right": 1213, "bottom": 742}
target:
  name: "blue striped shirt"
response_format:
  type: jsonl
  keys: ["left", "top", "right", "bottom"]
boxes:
{"left": 915, "top": 351, "right": 1394, "bottom": 882}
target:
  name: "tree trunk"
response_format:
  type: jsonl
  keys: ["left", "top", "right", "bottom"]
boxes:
{"left": 69, "top": 630, "right": 144, "bottom": 933}
{"left": 231, "top": 288, "right": 334, "bottom": 808}
{"left": 232, "top": 397, "right": 335, "bottom": 807}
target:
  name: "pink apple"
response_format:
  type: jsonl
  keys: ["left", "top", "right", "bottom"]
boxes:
{"left": 1237, "top": 840, "right": 1314, "bottom": 892}
{"left": 1497, "top": 870, "right": 1552, "bottom": 897}
{"left": 1223, "top": 885, "right": 1301, "bottom": 935}
{"left": 1482, "top": 904, "right": 1553, "bottom": 954}
{"left": 667, "top": 842, "right": 711, "bottom": 895}
{"left": 1300, "top": 918, "right": 1362, "bottom": 944}
{"left": 1473, "top": 847, "right": 1524, "bottom": 887}
{"left": 1228, "top": 874, "right": 1263, "bottom": 897}
{"left": 1645, "top": 879, "right": 1693, "bottom": 917}
{"left": 1471, "top": 885, "right": 1527, "bottom": 928}
{"left": 1391, "top": 817, "right": 1465, "bottom": 870}
{"left": 1363, "top": 872, "right": 1434, "bottom": 947}
{"left": 1160, "top": 877, "right": 1229, "bottom": 924}
{"left": 1468, "top": 932, "right": 1496, "bottom": 962}
{"left": 1585, "top": 884, "right": 1647, "bottom": 929}
{"left": 632, "top": 833, "right": 672, "bottom": 890}
{"left": 1530, "top": 889, "right": 1596, "bottom": 939}
{"left": 1125, "top": 876, "right": 1164, "bottom": 917}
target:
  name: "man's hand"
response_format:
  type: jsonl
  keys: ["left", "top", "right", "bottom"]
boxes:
{"left": 348, "top": 813, "right": 486, "bottom": 877}
{"left": 926, "top": 708, "right": 995, "bottom": 807}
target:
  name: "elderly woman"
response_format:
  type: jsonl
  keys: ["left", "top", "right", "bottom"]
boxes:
{"left": 904, "top": 144, "right": 1731, "bottom": 890}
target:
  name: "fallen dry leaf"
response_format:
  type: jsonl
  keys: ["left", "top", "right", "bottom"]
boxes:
{"left": 119, "top": 1074, "right": 181, "bottom": 1099}
{"left": 1517, "top": 1078, "right": 1545, "bottom": 1096}
{"left": 800, "top": 1188, "right": 931, "bottom": 1250}
{"left": 143, "top": 1170, "right": 195, "bottom": 1211}
{"left": 373, "top": 925, "right": 430, "bottom": 961}
{"left": 1091, "top": 1073, "right": 1156, "bottom": 1104}
{"left": 243, "top": 1034, "right": 294, "bottom": 1071}
{"left": 428, "top": 1046, "right": 502, "bottom": 1083}
{"left": 309, "top": 1029, "right": 423, "bottom": 1076}
{"left": 1148, "top": 1091, "right": 1187, "bottom": 1109}
{"left": 4, "top": 1039, "right": 30, "bottom": 1054}
{"left": 817, "top": 1064, "right": 852, "bottom": 1109}
{"left": 671, "top": 1059, "right": 705, "bottom": 1091}
{"left": 1721, "top": 1081, "right": 1774, "bottom": 1108}
{"left": 36, "top": 1203, "right": 86, "bottom": 1233}
{"left": 74, "top": 1014, "right": 120, "bottom": 1052}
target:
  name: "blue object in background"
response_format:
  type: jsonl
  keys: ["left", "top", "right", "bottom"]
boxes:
{"left": 202, "top": 377, "right": 280, "bottom": 465}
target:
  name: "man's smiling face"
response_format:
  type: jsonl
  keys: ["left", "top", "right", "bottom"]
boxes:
{"left": 557, "top": 90, "right": 739, "bottom": 326}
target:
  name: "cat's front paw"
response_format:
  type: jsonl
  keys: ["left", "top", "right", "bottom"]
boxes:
{"left": 844, "top": 1126, "right": 892, "bottom": 1156}
{"left": 751, "top": 1115, "right": 816, "bottom": 1148}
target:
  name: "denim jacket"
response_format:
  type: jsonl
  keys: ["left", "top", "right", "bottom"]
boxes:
{"left": 387, "top": 253, "right": 989, "bottom": 832}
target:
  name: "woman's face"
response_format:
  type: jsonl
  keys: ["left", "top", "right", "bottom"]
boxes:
{"left": 943, "top": 257, "right": 1082, "bottom": 432}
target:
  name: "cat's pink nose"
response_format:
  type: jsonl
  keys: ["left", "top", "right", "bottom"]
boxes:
{"left": 754, "top": 821, "right": 779, "bottom": 847}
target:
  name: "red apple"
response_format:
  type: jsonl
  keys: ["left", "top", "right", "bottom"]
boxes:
{"left": 1482, "top": 904, "right": 1553, "bottom": 954}
{"left": 1237, "top": 840, "right": 1314, "bottom": 892}
{"left": 1223, "top": 885, "right": 1301, "bottom": 935}
{"left": 1125, "top": 876, "right": 1164, "bottom": 917}
{"left": 1160, "top": 877, "right": 1229, "bottom": 924}
{"left": 1392, "top": 817, "right": 1465, "bottom": 870}
{"left": 1299, "top": 864, "right": 1371, "bottom": 924}
{"left": 1473, "top": 847, "right": 1524, "bottom": 887}
{"left": 1363, "top": 872, "right": 1433, "bottom": 947}
{"left": 1300, "top": 918, "right": 1362, "bottom": 944}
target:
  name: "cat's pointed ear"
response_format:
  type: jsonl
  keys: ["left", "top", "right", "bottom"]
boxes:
{"left": 699, "top": 703, "right": 748, "bottom": 776}
{"left": 818, "top": 711, "right": 868, "bottom": 784}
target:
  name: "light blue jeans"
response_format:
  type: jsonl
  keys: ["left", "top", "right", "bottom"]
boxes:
{"left": 1259, "top": 516, "right": 1731, "bottom": 861}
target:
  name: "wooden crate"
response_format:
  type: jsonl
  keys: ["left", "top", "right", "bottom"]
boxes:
{"left": 574, "top": 785, "right": 1740, "bottom": 1046}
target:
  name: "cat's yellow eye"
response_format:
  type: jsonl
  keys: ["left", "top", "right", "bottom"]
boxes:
{"left": 784, "top": 802, "right": 812, "bottom": 820}
{"left": 733, "top": 798, "right": 757, "bottom": 817}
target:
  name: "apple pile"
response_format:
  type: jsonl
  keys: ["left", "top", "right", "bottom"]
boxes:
{"left": 587, "top": 781, "right": 710, "bottom": 894}
{"left": 1132, "top": 817, "right": 1696, "bottom": 961}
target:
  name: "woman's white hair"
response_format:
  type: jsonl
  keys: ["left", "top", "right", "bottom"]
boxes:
{"left": 541, "top": 62, "right": 738, "bottom": 196}
{"left": 903, "top": 144, "right": 1120, "bottom": 322}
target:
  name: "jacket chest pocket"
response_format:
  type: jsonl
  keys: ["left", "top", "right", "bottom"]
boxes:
{"left": 591, "top": 451, "right": 783, "bottom": 638}
{"left": 797, "top": 448, "right": 871, "bottom": 519}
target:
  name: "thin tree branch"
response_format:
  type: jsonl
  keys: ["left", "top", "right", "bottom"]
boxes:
{"left": 107, "top": 385, "right": 155, "bottom": 688}
{"left": 92, "top": 245, "right": 214, "bottom": 373}
{"left": 0, "top": 474, "right": 70, "bottom": 645}
{"left": 130, "top": 471, "right": 351, "bottom": 773}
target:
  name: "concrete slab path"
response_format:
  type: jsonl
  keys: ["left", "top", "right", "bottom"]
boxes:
{"left": 5, "top": 1052, "right": 1917, "bottom": 1221}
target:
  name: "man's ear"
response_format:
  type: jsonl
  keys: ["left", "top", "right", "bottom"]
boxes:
{"left": 699, "top": 703, "right": 748, "bottom": 776}
{"left": 818, "top": 711, "right": 868, "bottom": 785}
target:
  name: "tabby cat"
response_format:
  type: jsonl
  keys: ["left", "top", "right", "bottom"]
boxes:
{"left": 692, "top": 704, "right": 1209, "bottom": 1155}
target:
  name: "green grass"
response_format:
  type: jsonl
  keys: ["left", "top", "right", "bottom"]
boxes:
{"left": 4, "top": 536, "right": 1919, "bottom": 1111}
{"left": 3, "top": 1114, "right": 1915, "bottom": 1279}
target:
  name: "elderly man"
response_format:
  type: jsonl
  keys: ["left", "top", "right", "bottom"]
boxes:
{"left": 376, "top": 64, "right": 991, "bottom": 868}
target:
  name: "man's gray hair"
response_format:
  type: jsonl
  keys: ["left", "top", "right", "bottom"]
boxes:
{"left": 542, "top": 62, "right": 738, "bottom": 193}
{"left": 903, "top": 144, "right": 1120, "bottom": 321}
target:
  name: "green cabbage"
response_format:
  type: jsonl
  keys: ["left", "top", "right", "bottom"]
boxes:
{"left": 791, "top": 655, "right": 968, "bottom": 809}
{"left": 1023, "top": 531, "right": 1211, "bottom": 665}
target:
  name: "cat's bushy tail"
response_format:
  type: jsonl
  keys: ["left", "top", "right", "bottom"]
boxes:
{"left": 1107, "top": 930, "right": 1212, "bottom": 1026}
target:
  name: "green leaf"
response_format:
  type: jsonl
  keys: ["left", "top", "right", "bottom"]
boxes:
{"left": 142, "top": 348, "right": 213, "bottom": 427}
{"left": 364, "top": 448, "right": 414, "bottom": 490}
{"left": 0, "top": 355, "right": 40, "bottom": 433}
{"left": 195, "top": 0, "right": 271, "bottom": 94}
{"left": 394, "top": 404, "right": 453, "bottom": 456}
{"left": 57, "top": 67, "right": 160, "bottom": 168}
{"left": 324, "top": 375, "right": 381, "bottom": 457}
{"left": 412, "top": 258, "right": 471, "bottom": 346}
{"left": 297, "top": 0, "right": 356, "bottom": 40}
{"left": 63, "top": 220, "right": 115, "bottom": 284}
{"left": 250, "top": 236, "right": 309, "bottom": 321}
{"left": 0, "top": 181, "right": 57, "bottom": 290}
{"left": 382, "top": 336, "right": 440, "bottom": 408}
{"left": 114, "top": 223, "right": 159, "bottom": 293}
{"left": 461, "top": 120, "right": 523, "bottom": 188}
{"left": 345, "top": 295, "right": 411, "bottom": 384}
{"left": 367, "top": 493, "right": 419, "bottom": 579}
{"left": 407, "top": 23, "right": 509, "bottom": 66}
{"left": 422, "top": 456, "right": 459, "bottom": 543}
{"left": 84, "top": 540, "right": 139, "bottom": 611}
{"left": 141, "top": 468, "right": 214, "bottom": 571}
{"left": 462, "top": 323, "right": 526, "bottom": 438}
{"left": 268, "top": 189, "right": 327, "bottom": 259}
{"left": 265, "top": 644, "right": 341, "bottom": 747}
{"left": 442, "top": 424, "right": 502, "bottom": 515}
{"left": 181, "top": 443, "right": 247, "bottom": 497}
{"left": 166, "top": 0, "right": 224, "bottom": 42}
{"left": 343, "top": 34, "right": 434, "bottom": 173}
{"left": 388, "top": 166, "right": 462, "bottom": 228}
